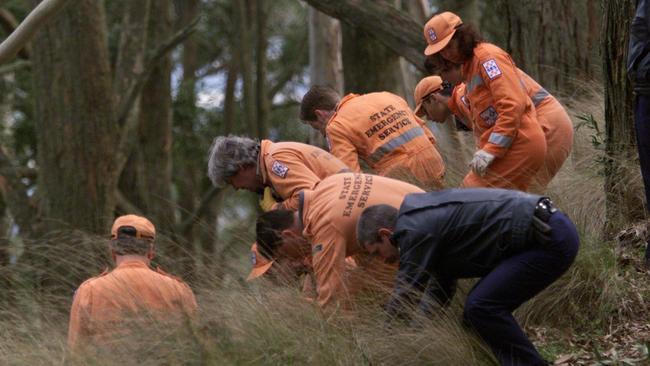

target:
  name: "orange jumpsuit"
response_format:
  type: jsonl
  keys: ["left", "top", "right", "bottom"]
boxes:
{"left": 450, "top": 71, "right": 573, "bottom": 190}
{"left": 298, "top": 172, "right": 424, "bottom": 307}
{"left": 258, "top": 139, "right": 350, "bottom": 210}
{"left": 68, "top": 260, "right": 197, "bottom": 350}
{"left": 325, "top": 92, "right": 445, "bottom": 189}
{"left": 449, "top": 43, "right": 546, "bottom": 191}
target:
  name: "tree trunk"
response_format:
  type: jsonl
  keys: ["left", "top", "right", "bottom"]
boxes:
{"left": 138, "top": 0, "right": 174, "bottom": 230}
{"left": 603, "top": 0, "right": 640, "bottom": 232}
{"left": 308, "top": 7, "right": 343, "bottom": 147}
{"left": 31, "top": 0, "right": 117, "bottom": 234}
{"left": 301, "top": 0, "right": 427, "bottom": 73}
{"left": 237, "top": 0, "right": 258, "bottom": 136}
{"left": 341, "top": 23, "right": 401, "bottom": 93}
{"left": 255, "top": 0, "right": 269, "bottom": 138}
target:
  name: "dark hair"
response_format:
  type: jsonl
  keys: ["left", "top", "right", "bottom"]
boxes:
{"left": 356, "top": 205, "right": 399, "bottom": 248}
{"left": 256, "top": 210, "right": 296, "bottom": 259}
{"left": 110, "top": 226, "right": 153, "bottom": 256}
{"left": 449, "top": 24, "right": 483, "bottom": 63}
{"left": 299, "top": 85, "right": 340, "bottom": 122}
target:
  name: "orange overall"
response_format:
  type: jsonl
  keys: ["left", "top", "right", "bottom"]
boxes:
{"left": 298, "top": 172, "right": 424, "bottom": 307}
{"left": 450, "top": 43, "right": 546, "bottom": 191}
{"left": 450, "top": 71, "right": 572, "bottom": 190}
{"left": 326, "top": 92, "right": 445, "bottom": 189}
{"left": 258, "top": 140, "right": 350, "bottom": 210}
{"left": 68, "top": 260, "right": 198, "bottom": 351}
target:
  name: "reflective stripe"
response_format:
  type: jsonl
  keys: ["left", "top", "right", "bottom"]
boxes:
{"left": 466, "top": 74, "right": 484, "bottom": 93}
{"left": 531, "top": 88, "right": 550, "bottom": 106}
{"left": 488, "top": 132, "right": 513, "bottom": 148}
{"left": 367, "top": 127, "right": 425, "bottom": 164}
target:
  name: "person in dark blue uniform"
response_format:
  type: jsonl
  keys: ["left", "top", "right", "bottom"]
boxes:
{"left": 356, "top": 188, "right": 580, "bottom": 366}
{"left": 628, "top": 0, "right": 650, "bottom": 266}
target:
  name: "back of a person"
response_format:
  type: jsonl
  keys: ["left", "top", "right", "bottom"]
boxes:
{"left": 268, "top": 140, "right": 349, "bottom": 180}
{"left": 329, "top": 92, "right": 445, "bottom": 187}
{"left": 77, "top": 261, "right": 194, "bottom": 346}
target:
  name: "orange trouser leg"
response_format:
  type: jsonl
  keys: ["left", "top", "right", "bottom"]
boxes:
{"left": 534, "top": 103, "right": 573, "bottom": 189}
{"left": 381, "top": 147, "right": 446, "bottom": 190}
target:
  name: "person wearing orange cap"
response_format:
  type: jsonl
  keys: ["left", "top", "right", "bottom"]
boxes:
{"left": 415, "top": 69, "right": 573, "bottom": 190}
{"left": 421, "top": 12, "right": 546, "bottom": 191}
{"left": 254, "top": 172, "right": 423, "bottom": 307}
{"left": 299, "top": 86, "right": 445, "bottom": 189}
{"left": 68, "top": 215, "right": 198, "bottom": 351}
{"left": 207, "top": 135, "right": 350, "bottom": 211}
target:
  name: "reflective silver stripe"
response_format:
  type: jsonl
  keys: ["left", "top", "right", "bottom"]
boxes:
{"left": 488, "top": 132, "right": 513, "bottom": 148}
{"left": 531, "top": 88, "right": 550, "bottom": 106}
{"left": 466, "top": 74, "right": 484, "bottom": 93}
{"left": 368, "top": 127, "right": 425, "bottom": 164}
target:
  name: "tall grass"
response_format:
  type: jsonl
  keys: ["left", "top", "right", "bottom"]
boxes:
{"left": 0, "top": 85, "right": 645, "bottom": 365}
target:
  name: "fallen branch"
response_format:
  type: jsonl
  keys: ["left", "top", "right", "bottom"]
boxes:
{"left": 0, "top": 0, "right": 72, "bottom": 65}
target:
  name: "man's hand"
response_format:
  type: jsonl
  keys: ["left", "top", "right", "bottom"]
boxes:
{"left": 469, "top": 149, "right": 495, "bottom": 176}
{"left": 259, "top": 187, "right": 278, "bottom": 212}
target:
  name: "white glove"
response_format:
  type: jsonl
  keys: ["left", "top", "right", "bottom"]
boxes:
{"left": 469, "top": 149, "right": 495, "bottom": 177}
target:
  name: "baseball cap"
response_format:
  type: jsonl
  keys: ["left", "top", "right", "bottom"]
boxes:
{"left": 413, "top": 76, "right": 444, "bottom": 116}
{"left": 111, "top": 215, "right": 156, "bottom": 240}
{"left": 247, "top": 242, "right": 274, "bottom": 281}
{"left": 423, "top": 12, "right": 463, "bottom": 56}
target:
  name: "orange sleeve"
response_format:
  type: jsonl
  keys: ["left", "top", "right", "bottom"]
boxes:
{"left": 326, "top": 122, "right": 362, "bottom": 173}
{"left": 68, "top": 284, "right": 92, "bottom": 351}
{"left": 310, "top": 226, "right": 351, "bottom": 307}
{"left": 477, "top": 53, "right": 528, "bottom": 157}
{"left": 265, "top": 151, "right": 325, "bottom": 211}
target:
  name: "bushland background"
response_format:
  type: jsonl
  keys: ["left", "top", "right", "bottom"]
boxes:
{"left": 0, "top": 0, "right": 646, "bottom": 365}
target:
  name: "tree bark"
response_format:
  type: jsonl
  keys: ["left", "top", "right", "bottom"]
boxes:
{"left": 308, "top": 7, "right": 343, "bottom": 147}
{"left": 138, "top": 0, "right": 175, "bottom": 231}
{"left": 237, "top": 0, "right": 258, "bottom": 136}
{"left": 31, "top": 0, "right": 117, "bottom": 234}
{"left": 301, "top": 0, "right": 427, "bottom": 73}
{"left": 255, "top": 0, "right": 269, "bottom": 138}
{"left": 603, "top": 0, "right": 641, "bottom": 231}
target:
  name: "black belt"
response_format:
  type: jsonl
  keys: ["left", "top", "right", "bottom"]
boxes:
{"left": 534, "top": 198, "right": 557, "bottom": 223}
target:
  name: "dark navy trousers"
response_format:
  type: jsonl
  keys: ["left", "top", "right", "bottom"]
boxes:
{"left": 462, "top": 212, "right": 580, "bottom": 366}
{"left": 635, "top": 95, "right": 650, "bottom": 260}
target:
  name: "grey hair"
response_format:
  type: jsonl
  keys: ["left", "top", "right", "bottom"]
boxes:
{"left": 356, "top": 204, "right": 399, "bottom": 248}
{"left": 207, "top": 135, "right": 260, "bottom": 187}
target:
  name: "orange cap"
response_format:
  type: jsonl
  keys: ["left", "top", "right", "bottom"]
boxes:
{"left": 423, "top": 12, "right": 463, "bottom": 56}
{"left": 247, "top": 242, "right": 274, "bottom": 281}
{"left": 110, "top": 214, "right": 156, "bottom": 240}
{"left": 413, "top": 76, "right": 444, "bottom": 115}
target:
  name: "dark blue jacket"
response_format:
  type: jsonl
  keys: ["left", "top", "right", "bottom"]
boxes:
{"left": 385, "top": 188, "right": 542, "bottom": 317}
{"left": 628, "top": 0, "right": 650, "bottom": 94}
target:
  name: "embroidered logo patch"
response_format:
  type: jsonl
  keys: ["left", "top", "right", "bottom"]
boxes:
{"left": 312, "top": 244, "right": 323, "bottom": 255}
{"left": 271, "top": 160, "right": 289, "bottom": 178}
{"left": 479, "top": 106, "right": 499, "bottom": 126}
{"left": 427, "top": 28, "right": 437, "bottom": 42}
{"left": 250, "top": 251, "right": 257, "bottom": 265}
{"left": 482, "top": 59, "right": 502, "bottom": 80}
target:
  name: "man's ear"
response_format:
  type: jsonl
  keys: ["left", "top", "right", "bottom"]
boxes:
{"left": 378, "top": 227, "right": 393, "bottom": 239}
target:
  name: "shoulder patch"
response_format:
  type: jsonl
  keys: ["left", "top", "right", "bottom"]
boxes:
{"left": 482, "top": 59, "right": 502, "bottom": 80}
{"left": 479, "top": 106, "right": 499, "bottom": 126}
{"left": 312, "top": 244, "right": 323, "bottom": 255}
{"left": 271, "top": 160, "right": 289, "bottom": 178}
